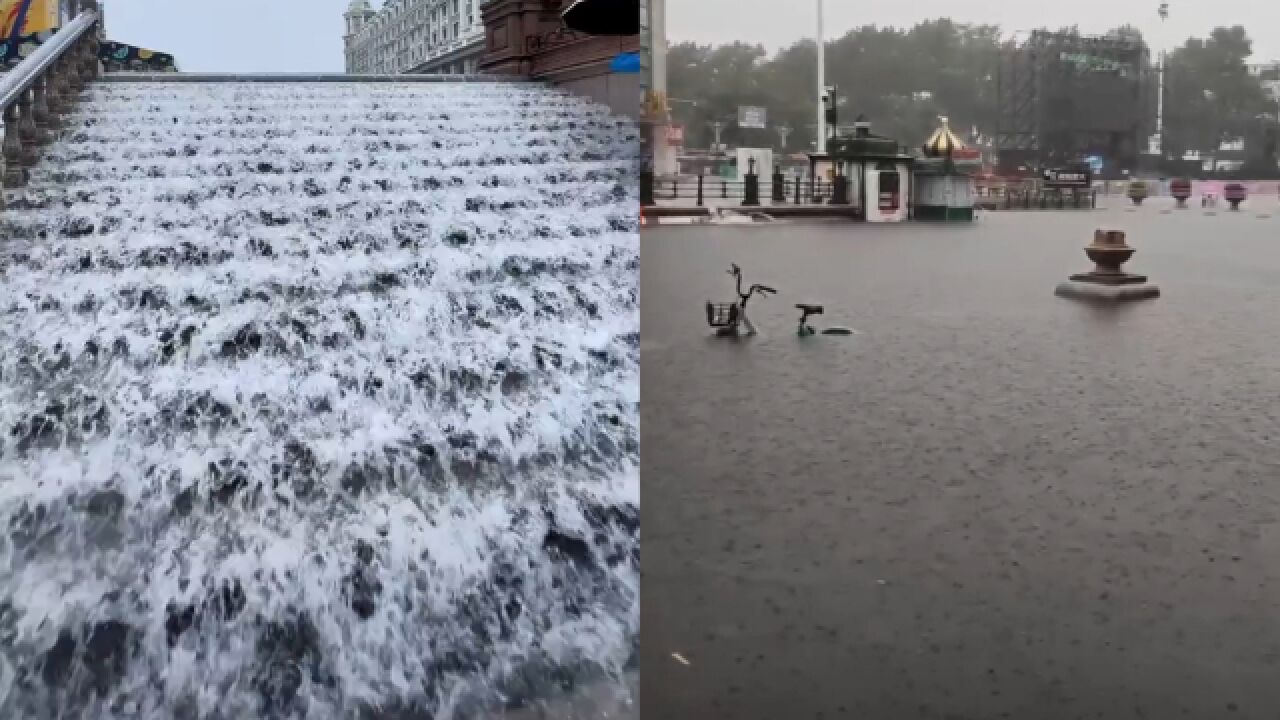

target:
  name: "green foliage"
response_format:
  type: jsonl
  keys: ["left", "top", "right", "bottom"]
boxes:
{"left": 667, "top": 18, "right": 1273, "bottom": 170}
{"left": 668, "top": 20, "right": 1002, "bottom": 151}
{"left": 1163, "top": 25, "right": 1271, "bottom": 164}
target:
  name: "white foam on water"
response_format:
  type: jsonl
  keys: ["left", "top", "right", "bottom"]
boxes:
{"left": 0, "top": 81, "right": 638, "bottom": 718}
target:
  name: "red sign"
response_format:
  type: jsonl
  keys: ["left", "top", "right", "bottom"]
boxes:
{"left": 666, "top": 125, "right": 684, "bottom": 147}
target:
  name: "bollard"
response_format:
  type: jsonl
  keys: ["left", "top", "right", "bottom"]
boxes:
{"left": 696, "top": 173, "right": 704, "bottom": 207}
{"left": 742, "top": 157, "right": 760, "bottom": 206}
{"left": 742, "top": 174, "right": 759, "bottom": 206}
{"left": 771, "top": 168, "right": 785, "bottom": 203}
{"left": 721, "top": 179, "right": 728, "bottom": 200}
{"left": 670, "top": 178, "right": 677, "bottom": 199}
{"left": 640, "top": 170, "right": 654, "bottom": 206}
{"left": 831, "top": 173, "right": 849, "bottom": 205}
{"left": 1224, "top": 182, "right": 1246, "bottom": 211}
{"left": 794, "top": 177, "right": 801, "bottom": 205}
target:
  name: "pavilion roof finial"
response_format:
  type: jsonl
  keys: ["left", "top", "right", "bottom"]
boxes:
{"left": 922, "top": 115, "right": 966, "bottom": 158}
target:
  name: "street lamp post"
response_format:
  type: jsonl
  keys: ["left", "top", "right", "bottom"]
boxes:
{"left": 709, "top": 120, "right": 727, "bottom": 153}
{"left": 816, "top": 0, "right": 825, "bottom": 153}
{"left": 1155, "top": 2, "right": 1169, "bottom": 159}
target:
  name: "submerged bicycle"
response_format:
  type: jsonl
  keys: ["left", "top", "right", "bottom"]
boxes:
{"left": 705, "top": 263, "right": 855, "bottom": 337}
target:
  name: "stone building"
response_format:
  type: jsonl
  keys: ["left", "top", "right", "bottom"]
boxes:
{"left": 343, "top": 0, "right": 487, "bottom": 75}
{"left": 477, "top": 0, "right": 639, "bottom": 119}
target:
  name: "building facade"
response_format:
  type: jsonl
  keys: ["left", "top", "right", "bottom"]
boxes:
{"left": 477, "top": 0, "right": 639, "bottom": 120}
{"left": 344, "top": 0, "right": 487, "bottom": 75}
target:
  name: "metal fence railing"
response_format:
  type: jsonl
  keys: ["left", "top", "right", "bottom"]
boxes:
{"left": 643, "top": 174, "right": 1099, "bottom": 211}
{"left": 974, "top": 186, "right": 1098, "bottom": 210}
{"left": 650, "top": 175, "right": 840, "bottom": 206}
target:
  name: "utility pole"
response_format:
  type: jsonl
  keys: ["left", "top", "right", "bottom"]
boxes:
{"left": 816, "top": 0, "right": 826, "bottom": 153}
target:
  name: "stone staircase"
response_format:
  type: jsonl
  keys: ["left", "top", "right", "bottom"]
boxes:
{"left": 0, "top": 74, "right": 638, "bottom": 718}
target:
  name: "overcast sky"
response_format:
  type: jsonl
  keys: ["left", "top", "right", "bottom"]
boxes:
{"left": 668, "top": 0, "right": 1280, "bottom": 62}
{"left": 102, "top": 0, "right": 351, "bottom": 72}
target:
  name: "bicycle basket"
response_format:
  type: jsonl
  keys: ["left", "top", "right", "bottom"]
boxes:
{"left": 706, "top": 302, "right": 739, "bottom": 328}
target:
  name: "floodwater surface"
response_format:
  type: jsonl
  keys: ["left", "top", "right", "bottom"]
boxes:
{"left": 642, "top": 204, "right": 1280, "bottom": 719}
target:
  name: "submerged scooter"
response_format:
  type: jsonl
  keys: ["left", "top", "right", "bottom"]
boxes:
{"left": 705, "top": 263, "right": 775, "bottom": 336}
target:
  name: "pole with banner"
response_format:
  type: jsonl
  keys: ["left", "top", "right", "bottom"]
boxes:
{"left": 816, "top": 0, "right": 825, "bottom": 153}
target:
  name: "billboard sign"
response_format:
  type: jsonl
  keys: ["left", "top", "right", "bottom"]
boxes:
{"left": 1042, "top": 165, "right": 1092, "bottom": 188}
{"left": 737, "top": 105, "right": 767, "bottom": 129}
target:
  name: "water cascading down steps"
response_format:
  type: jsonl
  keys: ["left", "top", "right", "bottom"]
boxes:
{"left": 0, "top": 76, "right": 639, "bottom": 718}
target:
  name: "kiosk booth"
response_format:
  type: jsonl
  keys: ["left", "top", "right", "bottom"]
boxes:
{"left": 819, "top": 116, "right": 914, "bottom": 223}
{"left": 912, "top": 117, "right": 980, "bottom": 222}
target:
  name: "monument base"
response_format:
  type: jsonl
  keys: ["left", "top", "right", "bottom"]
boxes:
{"left": 1067, "top": 271, "right": 1148, "bottom": 285}
{"left": 1055, "top": 280, "right": 1160, "bottom": 302}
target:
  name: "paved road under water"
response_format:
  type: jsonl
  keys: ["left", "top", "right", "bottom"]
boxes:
{"left": 641, "top": 203, "right": 1280, "bottom": 719}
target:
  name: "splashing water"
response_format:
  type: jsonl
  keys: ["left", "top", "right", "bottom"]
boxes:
{"left": 0, "top": 81, "right": 638, "bottom": 718}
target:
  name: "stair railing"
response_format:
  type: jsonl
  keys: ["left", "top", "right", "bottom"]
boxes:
{"left": 0, "top": 0, "right": 102, "bottom": 203}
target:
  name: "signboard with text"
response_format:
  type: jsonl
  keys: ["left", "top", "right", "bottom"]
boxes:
{"left": 737, "top": 105, "right": 767, "bottom": 129}
{"left": 1042, "top": 166, "right": 1092, "bottom": 188}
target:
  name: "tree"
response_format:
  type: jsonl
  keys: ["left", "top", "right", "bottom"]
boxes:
{"left": 1163, "top": 26, "right": 1270, "bottom": 167}
{"left": 666, "top": 42, "right": 768, "bottom": 149}
{"left": 665, "top": 19, "right": 1272, "bottom": 176}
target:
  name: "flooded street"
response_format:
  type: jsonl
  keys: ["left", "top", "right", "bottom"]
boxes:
{"left": 641, "top": 204, "right": 1280, "bottom": 719}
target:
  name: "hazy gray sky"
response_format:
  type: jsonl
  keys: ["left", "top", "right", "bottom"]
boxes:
{"left": 103, "top": 0, "right": 351, "bottom": 72}
{"left": 668, "top": 0, "right": 1280, "bottom": 62}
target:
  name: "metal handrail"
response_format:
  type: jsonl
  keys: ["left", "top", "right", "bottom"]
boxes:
{"left": 0, "top": 9, "right": 99, "bottom": 112}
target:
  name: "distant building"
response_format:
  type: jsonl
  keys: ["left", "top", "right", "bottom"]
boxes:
{"left": 343, "top": 0, "right": 486, "bottom": 75}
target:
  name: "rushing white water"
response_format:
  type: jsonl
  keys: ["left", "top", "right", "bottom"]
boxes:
{"left": 0, "top": 80, "right": 638, "bottom": 719}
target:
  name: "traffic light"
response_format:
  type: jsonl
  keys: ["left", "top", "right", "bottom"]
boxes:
{"left": 822, "top": 86, "right": 838, "bottom": 127}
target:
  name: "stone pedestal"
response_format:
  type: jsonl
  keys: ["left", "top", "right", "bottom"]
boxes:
{"left": 1055, "top": 229, "right": 1160, "bottom": 302}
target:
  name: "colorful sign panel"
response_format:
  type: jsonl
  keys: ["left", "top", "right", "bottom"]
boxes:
{"left": 101, "top": 41, "right": 177, "bottom": 72}
{"left": 1, "top": 0, "right": 59, "bottom": 38}
{"left": 0, "top": 0, "right": 63, "bottom": 68}
{"left": 0, "top": 1, "right": 179, "bottom": 72}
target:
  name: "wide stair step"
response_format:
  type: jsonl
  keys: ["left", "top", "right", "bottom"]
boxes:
{"left": 0, "top": 79, "right": 639, "bottom": 718}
